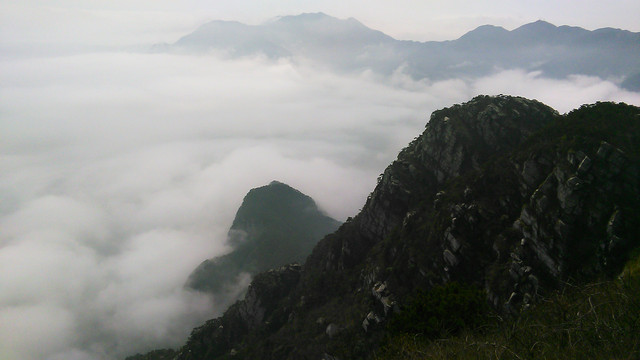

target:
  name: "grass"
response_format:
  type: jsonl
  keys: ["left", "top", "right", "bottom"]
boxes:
{"left": 376, "top": 272, "right": 640, "bottom": 360}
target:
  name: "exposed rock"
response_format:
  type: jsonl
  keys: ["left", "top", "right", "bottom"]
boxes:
{"left": 371, "top": 281, "right": 398, "bottom": 316}
{"left": 522, "top": 159, "right": 543, "bottom": 188}
{"left": 173, "top": 263, "right": 302, "bottom": 360}
{"left": 134, "top": 97, "right": 640, "bottom": 360}
{"left": 443, "top": 249, "right": 459, "bottom": 267}
{"left": 577, "top": 156, "right": 593, "bottom": 176}
{"left": 325, "top": 323, "right": 341, "bottom": 338}
{"left": 372, "top": 282, "right": 388, "bottom": 299}
{"left": 445, "top": 229, "right": 462, "bottom": 252}
{"left": 362, "top": 311, "right": 382, "bottom": 332}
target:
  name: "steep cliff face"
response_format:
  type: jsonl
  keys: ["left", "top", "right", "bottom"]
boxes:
{"left": 372, "top": 101, "right": 640, "bottom": 317}
{"left": 309, "top": 95, "right": 558, "bottom": 272}
{"left": 131, "top": 96, "right": 640, "bottom": 360}
{"left": 176, "top": 264, "right": 302, "bottom": 359}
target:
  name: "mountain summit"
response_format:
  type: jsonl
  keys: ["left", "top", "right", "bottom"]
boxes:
{"left": 131, "top": 96, "right": 640, "bottom": 359}
{"left": 161, "top": 13, "right": 640, "bottom": 90}
{"left": 186, "top": 181, "right": 340, "bottom": 297}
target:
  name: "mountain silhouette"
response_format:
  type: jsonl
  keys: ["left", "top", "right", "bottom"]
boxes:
{"left": 159, "top": 13, "right": 640, "bottom": 90}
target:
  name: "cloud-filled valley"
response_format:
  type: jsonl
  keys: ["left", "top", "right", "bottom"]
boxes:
{"left": 1, "top": 47, "right": 640, "bottom": 360}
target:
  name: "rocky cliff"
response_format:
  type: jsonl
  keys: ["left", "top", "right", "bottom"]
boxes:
{"left": 129, "top": 96, "right": 640, "bottom": 360}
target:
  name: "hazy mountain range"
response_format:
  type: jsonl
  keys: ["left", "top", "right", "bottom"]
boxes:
{"left": 155, "top": 12, "right": 640, "bottom": 90}
{"left": 124, "top": 13, "right": 640, "bottom": 360}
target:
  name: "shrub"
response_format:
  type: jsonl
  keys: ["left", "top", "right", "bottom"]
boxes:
{"left": 388, "top": 282, "right": 488, "bottom": 338}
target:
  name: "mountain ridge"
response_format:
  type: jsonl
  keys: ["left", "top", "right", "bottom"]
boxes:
{"left": 128, "top": 96, "right": 640, "bottom": 359}
{"left": 159, "top": 13, "right": 640, "bottom": 90}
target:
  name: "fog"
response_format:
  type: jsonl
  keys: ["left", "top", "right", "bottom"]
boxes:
{"left": 1, "top": 49, "right": 639, "bottom": 360}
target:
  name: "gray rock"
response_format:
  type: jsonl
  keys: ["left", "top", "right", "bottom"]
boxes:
{"left": 607, "top": 210, "right": 623, "bottom": 237}
{"left": 372, "top": 282, "right": 387, "bottom": 299}
{"left": 554, "top": 219, "right": 570, "bottom": 239}
{"left": 446, "top": 230, "right": 462, "bottom": 252}
{"left": 527, "top": 237, "right": 560, "bottom": 277}
{"left": 596, "top": 141, "right": 614, "bottom": 159}
{"left": 577, "top": 156, "right": 593, "bottom": 176}
{"left": 325, "top": 323, "right": 341, "bottom": 338}
{"left": 520, "top": 205, "right": 536, "bottom": 227}
{"left": 534, "top": 194, "right": 550, "bottom": 213}
{"left": 362, "top": 311, "right": 382, "bottom": 332}
{"left": 464, "top": 187, "right": 473, "bottom": 200}
{"left": 566, "top": 176, "right": 583, "bottom": 190}
{"left": 443, "top": 249, "right": 459, "bottom": 267}
{"left": 380, "top": 296, "right": 398, "bottom": 315}
{"left": 528, "top": 274, "right": 539, "bottom": 293}
{"left": 522, "top": 159, "right": 542, "bottom": 187}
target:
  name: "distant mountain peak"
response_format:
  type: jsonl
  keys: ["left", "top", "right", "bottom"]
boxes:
{"left": 186, "top": 181, "right": 340, "bottom": 295}
{"left": 513, "top": 19, "right": 558, "bottom": 33}
{"left": 167, "top": 16, "right": 639, "bottom": 86}
{"left": 268, "top": 179, "right": 287, "bottom": 186}
{"left": 523, "top": 20, "right": 556, "bottom": 27}
{"left": 457, "top": 24, "right": 509, "bottom": 41}
{"left": 476, "top": 24, "right": 507, "bottom": 30}
{"left": 274, "top": 12, "right": 333, "bottom": 23}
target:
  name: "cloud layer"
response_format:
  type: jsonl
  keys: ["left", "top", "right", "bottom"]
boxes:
{"left": 1, "top": 50, "right": 639, "bottom": 360}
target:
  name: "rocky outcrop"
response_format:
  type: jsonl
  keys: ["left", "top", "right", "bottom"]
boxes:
{"left": 504, "top": 139, "right": 639, "bottom": 312}
{"left": 308, "top": 96, "right": 557, "bottom": 274}
{"left": 132, "top": 97, "right": 640, "bottom": 360}
{"left": 176, "top": 263, "right": 302, "bottom": 360}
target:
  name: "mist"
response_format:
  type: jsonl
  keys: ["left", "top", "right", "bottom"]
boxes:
{"left": 1, "top": 49, "right": 639, "bottom": 360}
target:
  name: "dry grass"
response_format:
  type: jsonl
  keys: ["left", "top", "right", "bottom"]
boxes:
{"left": 376, "top": 275, "right": 640, "bottom": 360}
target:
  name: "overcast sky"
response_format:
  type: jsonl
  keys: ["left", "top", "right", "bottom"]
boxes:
{"left": 1, "top": 2, "right": 640, "bottom": 360}
{"left": 2, "top": 0, "right": 640, "bottom": 49}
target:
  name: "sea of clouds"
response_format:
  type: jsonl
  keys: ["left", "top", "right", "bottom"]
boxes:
{"left": 1, "top": 49, "right": 639, "bottom": 360}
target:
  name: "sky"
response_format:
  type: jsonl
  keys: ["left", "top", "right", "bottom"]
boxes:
{"left": 1, "top": 1, "right": 639, "bottom": 360}
{"left": 2, "top": 0, "right": 640, "bottom": 50}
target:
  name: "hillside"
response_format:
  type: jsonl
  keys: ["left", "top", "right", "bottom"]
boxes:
{"left": 128, "top": 96, "right": 640, "bottom": 359}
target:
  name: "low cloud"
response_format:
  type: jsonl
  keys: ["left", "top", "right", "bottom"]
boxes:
{"left": 1, "top": 50, "right": 638, "bottom": 360}
{"left": 471, "top": 70, "right": 640, "bottom": 113}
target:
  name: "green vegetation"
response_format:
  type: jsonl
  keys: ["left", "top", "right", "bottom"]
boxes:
{"left": 126, "top": 349, "right": 176, "bottom": 360}
{"left": 131, "top": 98, "right": 640, "bottom": 360}
{"left": 377, "top": 268, "right": 640, "bottom": 359}
{"left": 187, "top": 181, "right": 341, "bottom": 293}
{"left": 622, "top": 247, "right": 640, "bottom": 279}
{"left": 388, "top": 282, "right": 489, "bottom": 338}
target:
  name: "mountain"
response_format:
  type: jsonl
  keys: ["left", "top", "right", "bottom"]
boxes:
{"left": 162, "top": 13, "right": 640, "bottom": 90}
{"left": 130, "top": 96, "right": 640, "bottom": 359}
{"left": 186, "top": 181, "right": 341, "bottom": 298}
